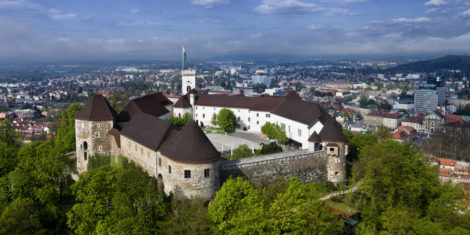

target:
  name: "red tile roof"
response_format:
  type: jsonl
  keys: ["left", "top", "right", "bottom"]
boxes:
{"left": 438, "top": 158, "right": 457, "bottom": 166}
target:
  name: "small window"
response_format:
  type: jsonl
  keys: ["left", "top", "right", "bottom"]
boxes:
{"left": 203, "top": 114, "right": 205, "bottom": 118}
{"left": 94, "top": 132, "right": 99, "bottom": 138}
{"left": 158, "top": 158, "right": 162, "bottom": 167}
{"left": 257, "top": 121, "right": 259, "bottom": 125}
{"left": 169, "top": 165, "right": 172, "bottom": 174}
{"left": 266, "top": 113, "right": 270, "bottom": 118}
{"left": 84, "top": 152, "right": 87, "bottom": 161}
{"left": 248, "top": 117, "right": 250, "bottom": 122}
{"left": 335, "top": 171, "right": 339, "bottom": 176}
{"left": 98, "top": 145, "right": 102, "bottom": 151}
{"left": 204, "top": 169, "right": 210, "bottom": 178}
{"left": 257, "top": 113, "right": 259, "bottom": 117}
{"left": 184, "top": 170, "right": 191, "bottom": 178}
{"left": 330, "top": 148, "right": 335, "bottom": 152}
{"left": 298, "top": 129, "right": 301, "bottom": 137}
{"left": 97, "top": 123, "right": 100, "bottom": 127}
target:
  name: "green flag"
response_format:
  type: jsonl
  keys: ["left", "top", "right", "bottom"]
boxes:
{"left": 183, "top": 47, "right": 187, "bottom": 61}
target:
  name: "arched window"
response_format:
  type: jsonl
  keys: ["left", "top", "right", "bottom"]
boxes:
{"left": 84, "top": 152, "right": 87, "bottom": 161}
{"left": 83, "top": 141, "right": 88, "bottom": 150}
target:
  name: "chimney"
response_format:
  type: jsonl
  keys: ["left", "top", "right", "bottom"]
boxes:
{"left": 190, "top": 94, "right": 195, "bottom": 107}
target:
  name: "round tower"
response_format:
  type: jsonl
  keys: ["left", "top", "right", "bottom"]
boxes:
{"left": 158, "top": 121, "right": 221, "bottom": 198}
{"left": 75, "top": 94, "right": 117, "bottom": 173}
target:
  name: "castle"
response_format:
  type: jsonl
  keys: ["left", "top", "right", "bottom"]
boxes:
{"left": 75, "top": 70, "right": 348, "bottom": 198}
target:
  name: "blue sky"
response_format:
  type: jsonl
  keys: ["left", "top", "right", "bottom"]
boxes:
{"left": 0, "top": 0, "right": 470, "bottom": 62}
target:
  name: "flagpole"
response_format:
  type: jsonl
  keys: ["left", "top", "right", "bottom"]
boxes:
{"left": 182, "top": 46, "right": 185, "bottom": 71}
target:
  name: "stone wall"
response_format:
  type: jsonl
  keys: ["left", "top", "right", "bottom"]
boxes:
{"left": 220, "top": 150, "right": 328, "bottom": 186}
{"left": 158, "top": 154, "right": 220, "bottom": 199}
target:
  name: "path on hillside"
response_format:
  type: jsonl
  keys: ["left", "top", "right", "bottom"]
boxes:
{"left": 319, "top": 186, "right": 360, "bottom": 201}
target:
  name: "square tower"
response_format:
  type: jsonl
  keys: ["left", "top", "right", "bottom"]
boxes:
{"left": 182, "top": 69, "right": 196, "bottom": 95}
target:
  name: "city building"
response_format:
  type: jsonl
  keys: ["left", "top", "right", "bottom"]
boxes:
{"left": 414, "top": 84, "right": 439, "bottom": 114}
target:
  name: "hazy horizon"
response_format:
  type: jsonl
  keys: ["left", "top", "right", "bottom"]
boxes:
{"left": 1, "top": 0, "right": 470, "bottom": 62}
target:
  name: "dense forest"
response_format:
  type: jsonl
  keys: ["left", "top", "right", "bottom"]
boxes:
{"left": 0, "top": 104, "right": 469, "bottom": 234}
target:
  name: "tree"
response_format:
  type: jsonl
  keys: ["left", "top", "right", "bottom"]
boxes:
{"left": 0, "top": 197, "right": 43, "bottom": 234}
{"left": 261, "top": 123, "right": 288, "bottom": 143}
{"left": 55, "top": 103, "right": 82, "bottom": 154}
{"left": 208, "top": 177, "right": 271, "bottom": 233}
{"left": 376, "top": 125, "right": 391, "bottom": 141}
{"left": 169, "top": 113, "right": 192, "bottom": 127}
{"left": 211, "top": 113, "right": 217, "bottom": 126}
{"left": 217, "top": 109, "right": 237, "bottom": 133}
{"left": 255, "top": 142, "right": 283, "bottom": 155}
{"left": 269, "top": 178, "right": 343, "bottom": 234}
{"left": 68, "top": 162, "right": 170, "bottom": 234}
{"left": 231, "top": 144, "right": 252, "bottom": 160}
{"left": 158, "top": 199, "right": 218, "bottom": 234}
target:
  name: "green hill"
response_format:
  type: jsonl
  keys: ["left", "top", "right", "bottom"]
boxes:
{"left": 388, "top": 55, "right": 470, "bottom": 74}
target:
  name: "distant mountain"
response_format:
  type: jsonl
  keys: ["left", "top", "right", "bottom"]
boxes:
{"left": 387, "top": 55, "right": 470, "bottom": 74}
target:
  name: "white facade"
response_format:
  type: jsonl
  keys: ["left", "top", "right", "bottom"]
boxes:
{"left": 192, "top": 104, "right": 325, "bottom": 149}
{"left": 182, "top": 70, "right": 196, "bottom": 95}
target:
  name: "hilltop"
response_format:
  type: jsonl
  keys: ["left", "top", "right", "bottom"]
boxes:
{"left": 387, "top": 55, "right": 470, "bottom": 74}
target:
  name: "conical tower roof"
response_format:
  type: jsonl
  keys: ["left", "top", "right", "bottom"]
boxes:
{"left": 160, "top": 121, "right": 220, "bottom": 164}
{"left": 75, "top": 94, "right": 117, "bottom": 121}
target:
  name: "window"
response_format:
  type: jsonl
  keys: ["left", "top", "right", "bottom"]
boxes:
{"left": 83, "top": 141, "right": 88, "bottom": 150}
{"left": 266, "top": 114, "right": 270, "bottom": 118}
{"left": 298, "top": 129, "right": 301, "bottom": 137}
{"left": 94, "top": 132, "right": 99, "bottom": 138}
{"left": 168, "top": 165, "right": 172, "bottom": 174}
{"left": 97, "top": 123, "right": 100, "bottom": 127}
{"left": 330, "top": 148, "right": 335, "bottom": 152}
{"left": 257, "top": 121, "right": 259, "bottom": 125}
{"left": 238, "top": 109, "right": 240, "bottom": 112}
{"left": 256, "top": 113, "right": 259, "bottom": 117}
{"left": 84, "top": 152, "right": 87, "bottom": 161}
{"left": 184, "top": 170, "right": 191, "bottom": 178}
{"left": 204, "top": 169, "right": 210, "bottom": 178}
{"left": 178, "top": 113, "right": 181, "bottom": 118}
{"left": 98, "top": 145, "right": 102, "bottom": 151}
{"left": 203, "top": 114, "right": 205, "bottom": 118}
{"left": 248, "top": 117, "right": 250, "bottom": 122}
{"left": 158, "top": 158, "right": 162, "bottom": 167}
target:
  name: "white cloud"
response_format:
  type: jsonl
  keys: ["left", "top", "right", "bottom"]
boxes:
{"left": 308, "top": 24, "right": 320, "bottom": 30}
{"left": 190, "top": 0, "right": 229, "bottom": 8}
{"left": 460, "top": 9, "right": 470, "bottom": 17}
{"left": 339, "top": 0, "right": 369, "bottom": 3}
{"left": 254, "top": 0, "right": 354, "bottom": 15}
{"left": 48, "top": 8, "right": 78, "bottom": 20}
{"left": 129, "top": 8, "right": 140, "bottom": 14}
{"left": 117, "top": 21, "right": 160, "bottom": 27}
{"left": 254, "top": 0, "right": 319, "bottom": 14}
{"left": 425, "top": 8, "right": 439, "bottom": 14}
{"left": 392, "top": 17, "right": 430, "bottom": 23}
{"left": 424, "top": 0, "right": 448, "bottom": 6}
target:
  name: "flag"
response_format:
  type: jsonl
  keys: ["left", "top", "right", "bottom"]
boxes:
{"left": 183, "top": 47, "right": 187, "bottom": 61}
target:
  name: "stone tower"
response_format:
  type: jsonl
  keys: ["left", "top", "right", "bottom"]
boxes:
{"left": 181, "top": 69, "right": 196, "bottom": 95}
{"left": 316, "top": 119, "right": 348, "bottom": 184}
{"left": 75, "top": 94, "right": 117, "bottom": 173}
